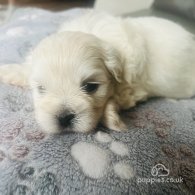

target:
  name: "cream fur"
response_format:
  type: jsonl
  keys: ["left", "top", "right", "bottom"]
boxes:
{"left": 0, "top": 10, "right": 195, "bottom": 133}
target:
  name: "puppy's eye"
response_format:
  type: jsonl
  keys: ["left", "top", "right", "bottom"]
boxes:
{"left": 37, "top": 85, "right": 46, "bottom": 94}
{"left": 81, "top": 82, "right": 99, "bottom": 94}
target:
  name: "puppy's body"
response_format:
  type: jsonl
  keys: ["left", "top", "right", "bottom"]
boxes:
{"left": 0, "top": 11, "right": 195, "bottom": 133}
{"left": 59, "top": 12, "right": 195, "bottom": 105}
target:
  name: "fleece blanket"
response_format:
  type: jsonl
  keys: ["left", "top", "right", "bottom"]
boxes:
{"left": 0, "top": 8, "right": 195, "bottom": 195}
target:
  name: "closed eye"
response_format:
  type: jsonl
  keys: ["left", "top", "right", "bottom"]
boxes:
{"left": 81, "top": 82, "right": 100, "bottom": 94}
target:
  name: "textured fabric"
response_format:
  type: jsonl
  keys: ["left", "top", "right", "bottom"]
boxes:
{"left": 0, "top": 8, "right": 195, "bottom": 195}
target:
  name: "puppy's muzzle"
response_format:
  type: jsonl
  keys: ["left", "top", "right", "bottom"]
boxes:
{"left": 57, "top": 110, "right": 75, "bottom": 131}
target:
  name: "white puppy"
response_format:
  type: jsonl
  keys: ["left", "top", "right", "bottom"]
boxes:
{"left": 0, "top": 11, "right": 195, "bottom": 133}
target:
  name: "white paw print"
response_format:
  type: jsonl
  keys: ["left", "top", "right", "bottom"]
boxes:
{"left": 71, "top": 131, "right": 135, "bottom": 179}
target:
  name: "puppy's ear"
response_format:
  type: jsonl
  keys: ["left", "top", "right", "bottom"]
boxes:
{"left": 102, "top": 43, "right": 123, "bottom": 83}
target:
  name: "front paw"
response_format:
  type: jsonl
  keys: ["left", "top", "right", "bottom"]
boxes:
{"left": 102, "top": 99, "right": 127, "bottom": 132}
{"left": 0, "top": 64, "right": 28, "bottom": 87}
{"left": 103, "top": 115, "right": 127, "bottom": 132}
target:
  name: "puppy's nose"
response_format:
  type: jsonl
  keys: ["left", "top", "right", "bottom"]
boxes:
{"left": 58, "top": 112, "right": 75, "bottom": 128}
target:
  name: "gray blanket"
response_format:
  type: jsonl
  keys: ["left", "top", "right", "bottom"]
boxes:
{"left": 0, "top": 8, "right": 195, "bottom": 195}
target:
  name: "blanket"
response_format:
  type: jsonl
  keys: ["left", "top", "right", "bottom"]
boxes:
{"left": 0, "top": 8, "right": 195, "bottom": 195}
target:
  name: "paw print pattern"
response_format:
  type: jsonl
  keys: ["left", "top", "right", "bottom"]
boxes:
{"left": 10, "top": 145, "right": 29, "bottom": 160}
{"left": 0, "top": 118, "right": 23, "bottom": 141}
{"left": 0, "top": 115, "right": 46, "bottom": 163}
{"left": 113, "top": 162, "right": 135, "bottom": 179}
{"left": 155, "top": 143, "right": 195, "bottom": 192}
{"left": 110, "top": 141, "right": 129, "bottom": 156}
{"left": 125, "top": 108, "right": 174, "bottom": 132}
{"left": 11, "top": 185, "right": 30, "bottom": 195}
{"left": 25, "top": 130, "right": 45, "bottom": 142}
{"left": 179, "top": 144, "right": 194, "bottom": 157}
{"left": 95, "top": 131, "right": 112, "bottom": 143}
{"left": 11, "top": 165, "right": 59, "bottom": 195}
{"left": 71, "top": 131, "right": 135, "bottom": 180}
{"left": 9, "top": 165, "right": 34, "bottom": 194}
{"left": 71, "top": 141, "right": 109, "bottom": 179}
{"left": 18, "top": 166, "right": 35, "bottom": 180}
{"left": 155, "top": 128, "right": 169, "bottom": 138}
{"left": 161, "top": 145, "right": 178, "bottom": 158}
{"left": 35, "top": 172, "right": 59, "bottom": 195}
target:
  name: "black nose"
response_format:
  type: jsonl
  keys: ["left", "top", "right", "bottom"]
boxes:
{"left": 58, "top": 112, "right": 75, "bottom": 128}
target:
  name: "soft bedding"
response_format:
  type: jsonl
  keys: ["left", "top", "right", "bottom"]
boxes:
{"left": 0, "top": 8, "right": 195, "bottom": 195}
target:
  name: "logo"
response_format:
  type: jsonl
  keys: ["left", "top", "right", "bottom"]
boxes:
{"left": 137, "top": 163, "right": 183, "bottom": 184}
{"left": 151, "top": 163, "right": 169, "bottom": 177}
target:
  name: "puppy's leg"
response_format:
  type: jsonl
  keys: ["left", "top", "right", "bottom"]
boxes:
{"left": 102, "top": 99, "right": 127, "bottom": 131}
{"left": 0, "top": 64, "right": 29, "bottom": 87}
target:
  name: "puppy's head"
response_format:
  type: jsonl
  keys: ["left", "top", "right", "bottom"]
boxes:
{"left": 30, "top": 32, "right": 123, "bottom": 133}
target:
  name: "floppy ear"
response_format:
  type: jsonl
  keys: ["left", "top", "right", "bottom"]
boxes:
{"left": 102, "top": 43, "right": 123, "bottom": 83}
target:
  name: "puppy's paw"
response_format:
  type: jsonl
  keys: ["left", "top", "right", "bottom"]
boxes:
{"left": 102, "top": 99, "right": 127, "bottom": 132}
{"left": 104, "top": 115, "right": 127, "bottom": 132}
{"left": 0, "top": 64, "right": 29, "bottom": 87}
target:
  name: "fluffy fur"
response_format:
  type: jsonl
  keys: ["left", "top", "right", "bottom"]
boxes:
{"left": 0, "top": 11, "right": 195, "bottom": 133}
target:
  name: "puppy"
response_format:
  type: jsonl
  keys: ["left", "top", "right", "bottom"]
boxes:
{"left": 0, "top": 11, "right": 195, "bottom": 133}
